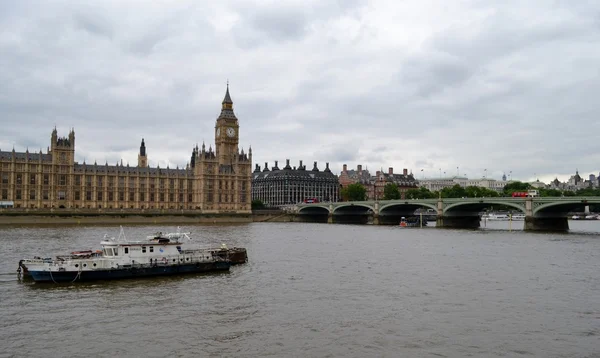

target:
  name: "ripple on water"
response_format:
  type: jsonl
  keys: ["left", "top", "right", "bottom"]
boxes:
{"left": 0, "top": 223, "right": 599, "bottom": 357}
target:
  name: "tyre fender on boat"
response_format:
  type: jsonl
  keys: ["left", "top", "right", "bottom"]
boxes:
{"left": 162, "top": 257, "right": 168, "bottom": 264}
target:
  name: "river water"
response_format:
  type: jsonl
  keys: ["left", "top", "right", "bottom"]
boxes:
{"left": 0, "top": 221, "right": 599, "bottom": 357}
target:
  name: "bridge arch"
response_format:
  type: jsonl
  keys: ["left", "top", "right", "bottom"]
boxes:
{"left": 533, "top": 200, "right": 593, "bottom": 216}
{"left": 297, "top": 205, "right": 331, "bottom": 214}
{"left": 331, "top": 203, "right": 375, "bottom": 214}
{"left": 379, "top": 202, "right": 437, "bottom": 212}
{"left": 444, "top": 200, "right": 526, "bottom": 214}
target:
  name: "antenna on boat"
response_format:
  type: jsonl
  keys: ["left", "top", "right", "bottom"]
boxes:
{"left": 118, "top": 226, "right": 127, "bottom": 242}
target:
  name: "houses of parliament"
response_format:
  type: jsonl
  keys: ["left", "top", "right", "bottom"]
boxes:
{"left": 0, "top": 86, "right": 253, "bottom": 213}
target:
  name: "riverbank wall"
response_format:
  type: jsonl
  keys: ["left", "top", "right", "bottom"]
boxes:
{"left": 0, "top": 209, "right": 295, "bottom": 226}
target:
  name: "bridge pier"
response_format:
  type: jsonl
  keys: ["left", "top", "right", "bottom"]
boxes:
{"left": 327, "top": 213, "right": 333, "bottom": 224}
{"left": 524, "top": 217, "right": 569, "bottom": 231}
{"left": 372, "top": 213, "right": 379, "bottom": 225}
{"left": 436, "top": 215, "right": 480, "bottom": 229}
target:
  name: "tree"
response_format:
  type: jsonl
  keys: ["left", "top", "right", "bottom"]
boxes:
{"left": 405, "top": 187, "right": 436, "bottom": 199}
{"left": 341, "top": 183, "right": 367, "bottom": 201}
{"left": 539, "top": 188, "right": 562, "bottom": 197}
{"left": 383, "top": 183, "right": 401, "bottom": 200}
{"left": 503, "top": 181, "right": 532, "bottom": 196}
{"left": 251, "top": 199, "right": 266, "bottom": 210}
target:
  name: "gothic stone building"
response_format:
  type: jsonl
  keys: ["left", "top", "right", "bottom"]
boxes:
{"left": 252, "top": 160, "right": 339, "bottom": 207}
{"left": 0, "top": 86, "right": 252, "bottom": 213}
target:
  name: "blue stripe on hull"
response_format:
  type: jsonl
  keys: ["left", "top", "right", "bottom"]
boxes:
{"left": 29, "top": 262, "right": 230, "bottom": 283}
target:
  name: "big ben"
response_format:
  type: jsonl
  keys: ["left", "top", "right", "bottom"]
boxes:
{"left": 215, "top": 84, "right": 240, "bottom": 165}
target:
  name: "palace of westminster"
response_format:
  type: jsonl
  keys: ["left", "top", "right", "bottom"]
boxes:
{"left": 0, "top": 86, "right": 253, "bottom": 213}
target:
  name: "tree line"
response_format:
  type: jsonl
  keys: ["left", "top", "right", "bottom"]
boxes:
{"left": 339, "top": 181, "right": 600, "bottom": 201}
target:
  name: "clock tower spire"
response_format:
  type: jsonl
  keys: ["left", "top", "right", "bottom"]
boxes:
{"left": 215, "top": 83, "right": 239, "bottom": 164}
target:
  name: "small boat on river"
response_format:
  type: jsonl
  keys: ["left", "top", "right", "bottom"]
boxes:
{"left": 18, "top": 228, "right": 247, "bottom": 283}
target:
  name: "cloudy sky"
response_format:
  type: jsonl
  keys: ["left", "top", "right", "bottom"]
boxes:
{"left": 1, "top": 0, "right": 599, "bottom": 183}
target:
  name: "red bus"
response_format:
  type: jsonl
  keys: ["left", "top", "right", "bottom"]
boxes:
{"left": 303, "top": 198, "right": 319, "bottom": 203}
{"left": 512, "top": 190, "right": 539, "bottom": 197}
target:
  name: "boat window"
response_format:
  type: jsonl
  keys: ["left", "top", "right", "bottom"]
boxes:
{"left": 103, "top": 248, "right": 111, "bottom": 256}
{"left": 142, "top": 246, "right": 146, "bottom": 253}
{"left": 176, "top": 246, "right": 182, "bottom": 254}
{"left": 149, "top": 246, "right": 154, "bottom": 253}
{"left": 124, "top": 247, "right": 129, "bottom": 254}
{"left": 114, "top": 248, "right": 118, "bottom": 256}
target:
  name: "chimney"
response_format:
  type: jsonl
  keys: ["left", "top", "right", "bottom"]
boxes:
{"left": 376, "top": 170, "right": 381, "bottom": 176}
{"left": 299, "top": 160, "right": 303, "bottom": 170}
{"left": 343, "top": 164, "right": 347, "bottom": 172}
{"left": 389, "top": 167, "right": 393, "bottom": 175}
{"left": 358, "top": 165, "right": 362, "bottom": 173}
{"left": 403, "top": 168, "right": 408, "bottom": 175}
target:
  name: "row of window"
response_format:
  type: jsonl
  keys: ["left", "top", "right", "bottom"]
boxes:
{"left": 1, "top": 188, "right": 248, "bottom": 203}
{"left": 0, "top": 173, "right": 247, "bottom": 191}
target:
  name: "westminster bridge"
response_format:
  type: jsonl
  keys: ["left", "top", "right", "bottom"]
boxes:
{"left": 294, "top": 197, "right": 600, "bottom": 231}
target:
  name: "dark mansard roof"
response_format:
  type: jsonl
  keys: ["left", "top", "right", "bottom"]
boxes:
{"left": 0, "top": 150, "right": 53, "bottom": 162}
{"left": 73, "top": 163, "right": 189, "bottom": 176}
{"left": 252, "top": 162, "right": 337, "bottom": 182}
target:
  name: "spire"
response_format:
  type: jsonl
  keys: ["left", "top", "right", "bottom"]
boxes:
{"left": 222, "top": 81, "right": 233, "bottom": 108}
{"left": 140, "top": 138, "right": 146, "bottom": 156}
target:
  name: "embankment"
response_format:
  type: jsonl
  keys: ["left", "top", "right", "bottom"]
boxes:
{"left": 0, "top": 209, "right": 295, "bottom": 226}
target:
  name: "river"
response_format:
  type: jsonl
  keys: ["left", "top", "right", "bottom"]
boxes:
{"left": 0, "top": 221, "right": 599, "bottom": 357}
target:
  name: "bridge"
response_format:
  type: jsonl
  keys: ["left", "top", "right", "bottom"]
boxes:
{"left": 293, "top": 197, "right": 600, "bottom": 231}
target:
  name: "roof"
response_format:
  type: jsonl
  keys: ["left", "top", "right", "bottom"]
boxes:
{"left": 73, "top": 163, "right": 190, "bottom": 176}
{"left": 253, "top": 167, "right": 338, "bottom": 181}
{"left": 0, "top": 150, "right": 53, "bottom": 162}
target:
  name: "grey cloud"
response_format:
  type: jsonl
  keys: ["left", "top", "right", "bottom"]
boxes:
{"left": 1, "top": 0, "right": 600, "bottom": 183}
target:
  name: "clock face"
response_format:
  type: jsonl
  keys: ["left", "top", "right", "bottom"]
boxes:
{"left": 216, "top": 128, "right": 220, "bottom": 136}
{"left": 227, "top": 127, "right": 235, "bottom": 137}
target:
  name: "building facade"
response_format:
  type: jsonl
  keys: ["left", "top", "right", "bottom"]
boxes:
{"left": 339, "top": 164, "right": 418, "bottom": 199}
{"left": 252, "top": 160, "right": 339, "bottom": 207}
{"left": 0, "top": 86, "right": 252, "bottom": 213}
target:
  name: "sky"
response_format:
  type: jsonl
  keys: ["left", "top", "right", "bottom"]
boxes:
{"left": 1, "top": 0, "right": 599, "bottom": 184}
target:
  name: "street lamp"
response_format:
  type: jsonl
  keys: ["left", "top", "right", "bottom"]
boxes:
{"left": 509, "top": 170, "right": 512, "bottom": 181}
{"left": 484, "top": 168, "right": 487, "bottom": 179}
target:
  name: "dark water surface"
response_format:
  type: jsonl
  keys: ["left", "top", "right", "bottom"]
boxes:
{"left": 1, "top": 221, "right": 599, "bottom": 357}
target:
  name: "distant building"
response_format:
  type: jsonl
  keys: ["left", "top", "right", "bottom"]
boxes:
{"left": 251, "top": 160, "right": 339, "bottom": 207}
{"left": 418, "top": 176, "right": 512, "bottom": 192}
{"left": 418, "top": 176, "right": 468, "bottom": 192}
{"left": 339, "top": 164, "right": 418, "bottom": 199}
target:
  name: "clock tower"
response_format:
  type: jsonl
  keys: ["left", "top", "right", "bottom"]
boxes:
{"left": 215, "top": 83, "right": 239, "bottom": 164}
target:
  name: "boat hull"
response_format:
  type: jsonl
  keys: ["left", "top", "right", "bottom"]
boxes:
{"left": 28, "top": 262, "right": 230, "bottom": 283}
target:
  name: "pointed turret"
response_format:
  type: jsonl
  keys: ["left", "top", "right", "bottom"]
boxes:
{"left": 217, "top": 83, "right": 237, "bottom": 120}
{"left": 222, "top": 82, "right": 233, "bottom": 109}
{"left": 140, "top": 138, "right": 146, "bottom": 156}
{"left": 138, "top": 138, "right": 148, "bottom": 168}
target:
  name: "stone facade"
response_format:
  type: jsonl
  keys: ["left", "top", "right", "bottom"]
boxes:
{"left": 252, "top": 160, "right": 339, "bottom": 207}
{"left": 339, "top": 164, "right": 418, "bottom": 199}
{"left": 0, "top": 86, "right": 252, "bottom": 213}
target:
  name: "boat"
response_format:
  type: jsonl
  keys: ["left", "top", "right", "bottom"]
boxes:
{"left": 399, "top": 216, "right": 427, "bottom": 228}
{"left": 18, "top": 228, "right": 243, "bottom": 283}
{"left": 399, "top": 217, "right": 407, "bottom": 227}
{"left": 481, "top": 213, "right": 511, "bottom": 221}
{"left": 510, "top": 214, "right": 525, "bottom": 220}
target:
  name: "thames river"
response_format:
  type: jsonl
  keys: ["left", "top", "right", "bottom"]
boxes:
{"left": 0, "top": 221, "right": 599, "bottom": 357}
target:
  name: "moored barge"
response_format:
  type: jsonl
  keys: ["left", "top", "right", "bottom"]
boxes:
{"left": 18, "top": 229, "right": 246, "bottom": 283}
